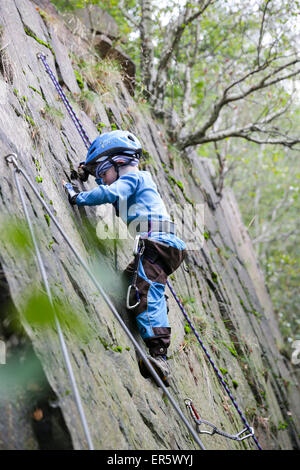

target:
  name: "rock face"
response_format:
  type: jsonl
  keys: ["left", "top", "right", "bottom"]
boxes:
{"left": 64, "top": 4, "right": 120, "bottom": 39}
{"left": 0, "top": 0, "right": 299, "bottom": 450}
{"left": 53, "top": 2, "right": 136, "bottom": 94}
{"left": 93, "top": 34, "right": 135, "bottom": 95}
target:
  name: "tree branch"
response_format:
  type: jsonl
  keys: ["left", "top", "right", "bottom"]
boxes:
{"left": 240, "top": 134, "right": 300, "bottom": 149}
{"left": 253, "top": 229, "right": 299, "bottom": 245}
{"left": 185, "top": 0, "right": 214, "bottom": 24}
{"left": 257, "top": 0, "right": 272, "bottom": 66}
{"left": 119, "top": 0, "right": 139, "bottom": 28}
{"left": 139, "top": 0, "right": 155, "bottom": 90}
{"left": 182, "top": 65, "right": 192, "bottom": 121}
{"left": 151, "top": 0, "right": 213, "bottom": 104}
{"left": 178, "top": 58, "right": 300, "bottom": 148}
{"left": 181, "top": 24, "right": 201, "bottom": 121}
{"left": 224, "top": 60, "right": 300, "bottom": 105}
{"left": 158, "top": 0, "right": 212, "bottom": 71}
{"left": 180, "top": 118, "right": 300, "bottom": 148}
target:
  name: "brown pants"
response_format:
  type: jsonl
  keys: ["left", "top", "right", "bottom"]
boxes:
{"left": 124, "top": 239, "right": 186, "bottom": 356}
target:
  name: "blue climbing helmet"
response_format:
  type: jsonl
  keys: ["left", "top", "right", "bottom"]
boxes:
{"left": 86, "top": 130, "right": 142, "bottom": 164}
{"left": 84, "top": 130, "right": 142, "bottom": 180}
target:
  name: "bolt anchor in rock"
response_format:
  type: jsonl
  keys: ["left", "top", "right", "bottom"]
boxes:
{"left": 4, "top": 153, "right": 20, "bottom": 171}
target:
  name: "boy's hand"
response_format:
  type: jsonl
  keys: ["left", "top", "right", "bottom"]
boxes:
{"left": 77, "top": 163, "right": 89, "bottom": 182}
{"left": 63, "top": 180, "right": 79, "bottom": 205}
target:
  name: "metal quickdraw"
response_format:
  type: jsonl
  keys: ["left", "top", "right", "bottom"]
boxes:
{"left": 126, "top": 235, "right": 145, "bottom": 309}
{"left": 185, "top": 398, "right": 254, "bottom": 442}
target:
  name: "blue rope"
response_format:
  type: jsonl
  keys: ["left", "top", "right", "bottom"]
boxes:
{"left": 167, "top": 280, "right": 262, "bottom": 450}
{"left": 37, "top": 54, "right": 91, "bottom": 150}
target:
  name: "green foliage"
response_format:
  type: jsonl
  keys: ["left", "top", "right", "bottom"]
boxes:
{"left": 184, "top": 321, "right": 192, "bottom": 335}
{"left": 0, "top": 218, "right": 90, "bottom": 340}
{"left": 99, "top": 336, "right": 109, "bottom": 350}
{"left": 51, "top": 0, "right": 108, "bottom": 12}
{"left": 227, "top": 140, "right": 300, "bottom": 343}
{"left": 97, "top": 121, "right": 107, "bottom": 133}
{"left": 164, "top": 167, "right": 194, "bottom": 205}
{"left": 232, "top": 379, "right": 239, "bottom": 389}
{"left": 22, "top": 289, "right": 89, "bottom": 340}
{"left": 44, "top": 104, "right": 64, "bottom": 120}
{"left": 74, "top": 69, "right": 84, "bottom": 90}
{"left": 277, "top": 421, "right": 288, "bottom": 431}
{"left": 222, "top": 341, "right": 238, "bottom": 358}
{"left": 23, "top": 26, "right": 55, "bottom": 58}
{"left": 23, "top": 290, "right": 55, "bottom": 327}
{"left": 24, "top": 114, "right": 35, "bottom": 127}
{"left": 44, "top": 214, "right": 50, "bottom": 227}
{"left": 42, "top": 104, "right": 64, "bottom": 128}
{"left": 0, "top": 217, "right": 33, "bottom": 255}
{"left": 51, "top": 0, "right": 84, "bottom": 11}
{"left": 98, "top": 336, "right": 123, "bottom": 353}
{"left": 71, "top": 54, "right": 122, "bottom": 98}
{"left": 28, "top": 85, "right": 42, "bottom": 96}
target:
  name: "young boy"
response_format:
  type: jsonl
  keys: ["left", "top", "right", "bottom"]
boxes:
{"left": 63, "top": 130, "right": 186, "bottom": 386}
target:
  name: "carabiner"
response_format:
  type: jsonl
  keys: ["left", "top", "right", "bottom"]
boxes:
{"left": 133, "top": 235, "right": 141, "bottom": 255}
{"left": 235, "top": 427, "right": 255, "bottom": 441}
{"left": 126, "top": 284, "right": 140, "bottom": 310}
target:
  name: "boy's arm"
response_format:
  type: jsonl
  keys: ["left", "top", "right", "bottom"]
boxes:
{"left": 63, "top": 172, "right": 139, "bottom": 207}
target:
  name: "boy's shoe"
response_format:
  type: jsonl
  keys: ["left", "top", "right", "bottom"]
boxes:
{"left": 138, "top": 355, "right": 171, "bottom": 387}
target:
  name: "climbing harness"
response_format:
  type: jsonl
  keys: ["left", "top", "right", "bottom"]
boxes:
{"left": 36, "top": 53, "right": 262, "bottom": 450}
{"left": 126, "top": 235, "right": 145, "bottom": 310}
{"left": 167, "top": 280, "right": 262, "bottom": 450}
{"left": 185, "top": 398, "right": 254, "bottom": 442}
{"left": 4, "top": 153, "right": 206, "bottom": 451}
{"left": 4, "top": 154, "right": 94, "bottom": 450}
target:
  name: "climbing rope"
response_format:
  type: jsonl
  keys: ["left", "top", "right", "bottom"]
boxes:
{"left": 37, "top": 54, "right": 261, "bottom": 450}
{"left": 4, "top": 154, "right": 94, "bottom": 450}
{"left": 4, "top": 153, "right": 206, "bottom": 451}
{"left": 37, "top": 53, "right": 91, "bottom": 150}
{"left": 167, "top": 280, "right": 262, "bottom": 450}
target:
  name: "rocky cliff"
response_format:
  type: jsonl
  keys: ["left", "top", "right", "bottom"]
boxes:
{"left": 0, "top": 0, "right": 299, "bottom": 450}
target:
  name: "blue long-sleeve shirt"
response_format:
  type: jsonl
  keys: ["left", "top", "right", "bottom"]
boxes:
{"left": 76, "top": 170, "right": 185, "bottom": 249}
